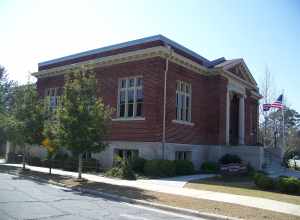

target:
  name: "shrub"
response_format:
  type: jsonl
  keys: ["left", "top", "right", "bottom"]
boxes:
{"left": 63, "top": 157, "right": 78, "bottom": 171}
{"left": 130, "top": 157, "right": 146, "bottom": 173}
{"left": 253, "top": 172, "right": 275, "bottom": 190}
{"left": 6, "top": 152, "right": 23, "bottom": 163}
{"left": 144, "top": 160, "right": 176, "bottom": 177}
{"left": 219, "top": 154, "right": 242, "bottom": 165}
{"left": 174, "top": 160, "right": 195, "bottom": 175}
{"left": 277, "top": 177, "right": 300, "bottom": 194}
{"left": 28, "top": 156, "right": 42, "bottom": 166}
{"left": 82, "top": 158, "right": 99, "bottom": 172}
{"left": 201, "top": 161, "right": 219, "bottom": 173}
{"left": 105, "top": 159, "right": 136, "bottom": 180}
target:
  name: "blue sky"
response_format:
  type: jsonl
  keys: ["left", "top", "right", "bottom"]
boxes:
{"left": 0, "top": 0, "right": 299, "bottom": 111}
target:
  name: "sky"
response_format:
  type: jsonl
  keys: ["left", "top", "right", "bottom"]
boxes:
{"left": 0, "top": 0, "right": 299, "bottom": 111}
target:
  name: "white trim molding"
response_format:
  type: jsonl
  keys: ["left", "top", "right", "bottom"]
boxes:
{"left": 172, "top": 119, "right": 195, "bottom": 126}
{"left": 32, "top": 46, "right": 210, "bottom": 79}
{"left": 112, "top": 117, "right": 145, "bottom": 122}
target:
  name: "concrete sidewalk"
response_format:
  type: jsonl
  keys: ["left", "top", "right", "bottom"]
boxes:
{"left": 2, "top": 163, "right": 300, "bottom": 217}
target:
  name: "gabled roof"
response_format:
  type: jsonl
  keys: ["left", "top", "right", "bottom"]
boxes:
{"left": 215, "top": 58, "right": 257, "bottom": 86}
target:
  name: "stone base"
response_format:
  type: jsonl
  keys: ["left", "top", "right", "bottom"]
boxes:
{"left": 6, "top": 141, "right": 264, "bottom": 171}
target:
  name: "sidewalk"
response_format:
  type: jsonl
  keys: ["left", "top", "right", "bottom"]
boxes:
{"left": 3, "top": 163, "right": 300, "bottom": 217}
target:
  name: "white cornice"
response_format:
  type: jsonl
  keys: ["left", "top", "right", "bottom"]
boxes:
{"left": 32, "top": 46, "right": 210, "bottom": 78}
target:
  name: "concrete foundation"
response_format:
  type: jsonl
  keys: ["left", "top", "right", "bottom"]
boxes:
{"left": 6, "top": 141, "right": 264, "bottom": 170}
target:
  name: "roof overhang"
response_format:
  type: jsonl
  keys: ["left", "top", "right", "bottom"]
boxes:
{"left": 32, "top": 46, "right": 210, "bottom": 78}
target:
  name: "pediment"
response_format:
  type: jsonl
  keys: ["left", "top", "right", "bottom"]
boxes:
{"left": 219, "top": 59, "right": 257, "bottom": 87}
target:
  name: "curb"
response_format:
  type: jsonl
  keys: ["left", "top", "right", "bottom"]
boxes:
{"left": 78, "top": 187, "right": 241, "bottom": 220}
{"left": 18, "top": 173, "right": 241, "bottom": 220}
{"left": 0, "top": 165, "right": 241, "bottom": 220}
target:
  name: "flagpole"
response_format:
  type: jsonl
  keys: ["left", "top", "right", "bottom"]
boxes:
{"left": 282, "top": 91, "right": 285, "bottom": 150}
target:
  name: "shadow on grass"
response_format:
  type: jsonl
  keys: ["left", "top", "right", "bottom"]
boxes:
{"left": 189, "top": 175, "right": 257, "bottom": 190}
{"left": 0, "top": 164, "right": 157, "bottom": 203}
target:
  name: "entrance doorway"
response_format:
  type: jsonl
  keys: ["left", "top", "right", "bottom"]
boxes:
{"left": 230, "top": 94, "right": 239, "bottom": 145}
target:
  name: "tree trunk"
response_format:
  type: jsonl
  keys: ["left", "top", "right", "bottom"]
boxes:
{"left": 49, "top": 158, "right": 52, "bottom": 175}
{"left": 22, "top": 145, "right": 26, "bottom": 170}
{"left": 78, "top": 153, "right": 83, "bottom": 179}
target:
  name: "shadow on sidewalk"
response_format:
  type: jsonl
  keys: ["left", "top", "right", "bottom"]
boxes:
{"left": 0, "top": 164, "right": 156, "bottom": 203}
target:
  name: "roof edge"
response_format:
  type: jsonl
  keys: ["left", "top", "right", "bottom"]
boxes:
{"left": 38, "top": 34, "right": 211, "bottom": 68}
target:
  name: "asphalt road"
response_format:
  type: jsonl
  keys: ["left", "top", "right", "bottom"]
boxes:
{"left": 0, "top": 172, "right": 205, "bottom": 220}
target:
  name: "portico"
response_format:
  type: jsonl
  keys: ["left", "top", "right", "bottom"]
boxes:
{"left": 226, "top": 81, "right": 246, "bottom": 146}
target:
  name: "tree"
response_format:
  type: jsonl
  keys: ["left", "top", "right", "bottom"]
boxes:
{"left": 41, "top": 120, "right": 60, "bottom": 174}
{"left": 56, "top": 68, "right": 112, "bottom": 179}
{"left": 4, "top": 83, "right": 44, "bottom": 169}
{"left": 0, "top": 65, "right": 16, "bottom": 147}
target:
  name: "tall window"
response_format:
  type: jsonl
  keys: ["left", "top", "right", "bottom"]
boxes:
{"left": 44, "top": 87, "right": 63, "bottom": 111}
{"left": 118, "top": 76, "right": 143, "bottom": 118}
{"left": 176, "top": 81, "right": 192, "bottom": 122}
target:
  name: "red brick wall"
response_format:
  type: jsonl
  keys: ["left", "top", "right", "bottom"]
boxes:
{"left": 164, "top": 61, "right": 228, "bottom": 145}
{"left": 36, "top": 57, "right": 258, "bottom": 146}
{"left": 37, "top": 58, "right": 165, "bottom": 142}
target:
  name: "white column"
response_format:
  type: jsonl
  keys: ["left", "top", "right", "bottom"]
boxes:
{"left": 226, "top": 90, "right": 230, "bottom": 145}
{"left": 5, "top": 141, "right": 11, "bottom": 161}
{"left": 239, "top": 96, "right": 245, "bottom": 145}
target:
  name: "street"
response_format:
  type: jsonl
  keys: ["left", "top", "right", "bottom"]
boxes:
{"left": 0, "top": 172, "right": 205, "bottom": 220}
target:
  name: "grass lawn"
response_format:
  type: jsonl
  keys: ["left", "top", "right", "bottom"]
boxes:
{"left": 185, "top": 175, "right": 300, "bottom": 205}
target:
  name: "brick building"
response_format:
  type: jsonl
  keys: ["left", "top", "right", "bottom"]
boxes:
{"left": 32, "top": 35, "right": 263, "bottom": 169}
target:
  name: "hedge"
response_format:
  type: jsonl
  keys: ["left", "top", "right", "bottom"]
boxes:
{"left": 106, "top": 159, "right": 136, "bottom": 180}
{"left": 130, "top": 157, "right": 146, "bottom": 173}
{"left": 253, "top": 173, "right": 275, "bottom": 190}
{"left": 219, "top": 154, "right": 242, "bottom": 165}
{"left": 277, "top": 176, "right": 300, "bottom": 194}
{"left": 174, "top": 160, "right": 195, "bottom": 175}
{"left": 144, "top": 159, "right": 176, "bottom": 177}
{"left": 201, "top": 161, "right": 219, "bottom": 173}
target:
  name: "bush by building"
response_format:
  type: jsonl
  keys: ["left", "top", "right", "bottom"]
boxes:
{"left": 277, "top": 176, "right": 300, "bottom": 194}
{"left": 105, "top": 158, "right": 136, "bottom": 180}
{"left": 174, "top": 160, "right": 195, "bottom": 175}
{"left": 144, "top": 159, "right": 176, "bottom": 177}
{"left": 201, "top": 161, "right": 219, "bottom": 173}
{"left": 130, "top": 157, "right": 146, "bottom": 173}
{"left": 253, "top": 172, "right": 275, "bottom": 190}
{"left": 219, "top": 154, "right": 242, "bottom": 165}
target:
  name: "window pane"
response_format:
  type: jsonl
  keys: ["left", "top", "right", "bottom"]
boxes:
{"left": 136, "top": 89, "right": 143, "bottom": 102}
{"left": 128, "top": 90, "right": 134, "bottom": 103}
{"left": 185, "top": 84, "right": 189, "bottom": 93}
{"left": 119, "top": 104, "right": 125, "bottom": 117}
{"left": 136, "top": 78, "right": 143, "bottom": 87}
{"left": 128, "top": 104, "right": 134, "bottom": 117}
{"left": 129, "top": 78, "right": 135, "bottom": 87}
{"left": 136, "top": 103, "right": 143, "bottom": 117}
{"left": 181, "top": 95, "right": 185, "bottom": 120}
{"left": 50, "top": 88, "right": 55, "bottom": 96}
{"left": 121, "top": 80, "right": 126, "bottom": 88}
{"left": 181, "top": 82, "right": 184, "bottom": 92}
{"left": 120, "top": 91, "right": 126, "bottom": 104}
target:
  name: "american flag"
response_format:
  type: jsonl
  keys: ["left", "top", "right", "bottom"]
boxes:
{"left": 263, "top": 94, "right": 284, "bottom": 111}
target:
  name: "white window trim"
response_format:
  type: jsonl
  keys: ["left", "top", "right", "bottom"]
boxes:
{"left": 172, "top": 119, "right": 194, "bottom": 126}
{"left": 117, "top": 75, "right": 143, "bottom": 119}
{"left": 112, "top": 117, "right": 145, "bottom": 121}
{"left": 175, "top": 80, "right": 192, "bottom": 123}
